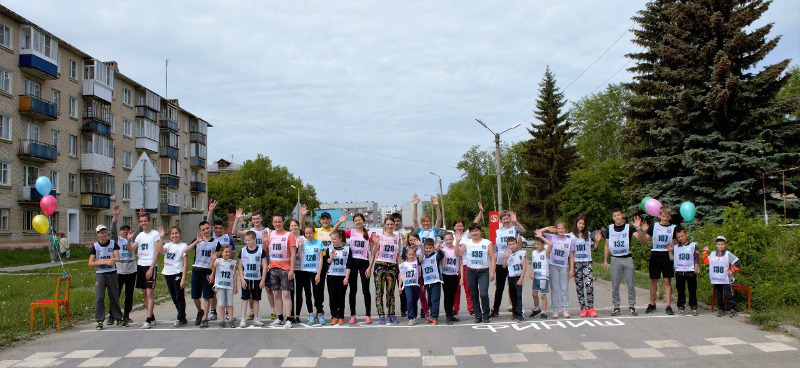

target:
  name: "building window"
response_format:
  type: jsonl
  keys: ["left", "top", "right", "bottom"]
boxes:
{"left": 51, "top": 89, "right": 60, "bottom": 111}
{"left": 0, "top": 161, "right": 8, "bottom": 186}
{"left": 50, "top": 130, "right": 59, "bottom": 152}
{"left": 110, "top": 114, "right": 115, "bottom": 133}
{"left": 24, "top": 166, "right": 39, "bottom": 187}
{"left": 0, "top": 208, "right": 8, "bottom": 231}
{"left": 123, "top": 88, "right": 132, "bottom": 106}
{"left": 0, "top": 115, "right": 10, "bottom": 141}
{"left": 69, "top": 98, "right": 78, "bottom": 118}
{"left": 104, "top": 215, "right": 113, "bottom": 228}
{"left": 184, "top": 169, "right": 188, "bottom": 184}
{"left": 0, "top": 22, "right": 11, "bottom": 49}
{"left": 123, "top": 119, "right": 132, "bottom": 137}
{"left": 84, "top": 214, "right": 97, "bottom": 232}
{"left": 24, "top": 79, "right": 40, "bottom": 97}
{"left": 0, "top": 69, "right": 11, "bottom": 94}
{"left": 68, "top": 174, "right": 76, "bottom": 193}
{"left": 69, "top": 135, "right": 77, "bottom": 156}
{"left": 123, "top": 151, "right": 132, "bottom": 169}
{"left": 123, "top": 216, "right": 132, "bottom": 227}
{"left": 122, "top": 183, "right": 130, "bottom": 201}
{"left": 23, "top": 210, "right": 38, "bottom": 232}
{"left": 84, "top": 134, "right": 113, "bottom": 158}
{"left": 49, "top": 171, "right": 59, "bottom": 193}
{"left": 26, "top": 123, "right": 40, "bottom": 142}
{"left": 69, "top": 59, "right": 78, "bottom": 80}
{"left": 51, "top": 212, "right": 59, "bottom": 233}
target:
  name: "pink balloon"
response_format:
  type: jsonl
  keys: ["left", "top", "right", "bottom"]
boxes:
{"left": 645, "top": 198, "right": 662, "bottom": 217}
{"left": 40, "top": 195, "right": 58, "bottom": 216}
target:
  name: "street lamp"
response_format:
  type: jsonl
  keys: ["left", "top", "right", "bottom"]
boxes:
{"left": 430, "top": 172, "right": 446, "bottom": 230}
{"left": 475, "top": 118, "right": 521, "bottom": 214}
{"left": 290, "top": 184, "right": 300, "bottom": 218}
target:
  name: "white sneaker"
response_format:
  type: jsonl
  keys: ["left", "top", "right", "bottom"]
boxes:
{"left": 239, "top": 320, "right": 247, "bottom": 328}
{"left": 252, "top": 318, "right": 264, "bottom": 327}
{"left": 271, "top": 319, "right": 282, "bottom": 326}
{"left": 140, "top": 322, "right": 151, "bottom": 329}
{"left": 285, "top": 320, "right": 293, "bottom": 329}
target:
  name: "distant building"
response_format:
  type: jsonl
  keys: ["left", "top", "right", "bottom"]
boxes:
{"left": 379, "top": 204, "right": 401, "bottom": 224}
{"left": 401, "top": 200, "right": 431, "bottom": 229}
{"left": 316, "top": 201, "right": 379, "bottom": 228}
{"left": 208, "top": 158, "right": 240, "bottom": 176}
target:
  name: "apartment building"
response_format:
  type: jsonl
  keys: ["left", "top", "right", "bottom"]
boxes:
{"left": 317, "top": 201, "right": 379, "bottom": 228}
{"left": 0, "top": 5, "right": 211, "bottom": 246}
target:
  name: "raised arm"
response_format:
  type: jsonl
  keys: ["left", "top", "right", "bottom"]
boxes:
{"left": 412, "top": 194, "right": 420, "bottom": 229}
{"left": 299, "top": 204, "right": 307, "bottom": 228}
{"left": 158, "top": 226, "right": 168, "bottom": 253}
{"left": 332, "top": 212, "right": 347, "bottom": 231}
{"left": 473, "top": 201, "right": 484, "bottom": 225}
{"left": 634, "top": 216, "right": 648, "bottom": 243}
{"left": 206, "top": 200, "right": 217, "bottom": 223}
{"left": 111, "top": 205, "right": 120, "bottom": 242}
{"left": 231, "top": 208, "right": 249, "bottom": 237}
{"left": 432, "top": 196, "right": 442, "bottom": 229}
{"left": 509, "top": 211, "right": 525, "bottom": 235}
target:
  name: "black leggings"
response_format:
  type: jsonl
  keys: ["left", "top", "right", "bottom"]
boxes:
{"left": 295, "top": 271, "right": 314, "bottom": 314}
{"left": 492, "top": 265, "right": 508, "bottom": 313}
{"left": 442, "top": 274, "right": 459, "bottom": 317}
{"left": 327, "top": 275, "right": 347, "bottom": 319}
{"left": 349, "top": 258, "right": 372, "bottom": 317}
{"left": 164, "top": 273, "right": 186, "bottom": 321}
{"left": 112, "top": 272, "right": 136, "bottom": 318}
{"left": 314, "top": 254, "right": 330, "bottom": 314}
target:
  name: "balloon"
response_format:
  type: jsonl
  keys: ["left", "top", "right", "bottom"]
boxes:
{"left": 40, "top": 195, "right": 58, "bottom": 216}
{"left": 680, "top": 201, "right": 696, "bottom": 222}
{"left": 645, "top": 198, "right": 662, "bottom": 217}
{"left": 640, "top": 197, "right": 653, "bottom": 212}
{"left": 32, "top": 215, "right": 50, "bottom": 234}
{"left": 35, "top": 176, "right": 52, "bottom": 196}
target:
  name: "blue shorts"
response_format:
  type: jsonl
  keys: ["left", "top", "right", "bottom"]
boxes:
{"left": 532, "top": 278, "right": 549, "bottom": 294}
{"left": 191, "top": 267, "right": 214, "bottom": 300}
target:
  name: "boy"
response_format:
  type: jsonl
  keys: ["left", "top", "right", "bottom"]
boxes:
{"left": 232, "top": 208, "right": 274, "bottom": 320}
{"left": 702, "top": 236, "right": 741, "bottom": 317}
{"left": 210, "top": 245, "right": 238, "bottom": 327}
{"left": 667, "top": 227, "right": 699, "bottom": 316}
{"left": 419, "top": 238, "right": 444, "bottom": 325}
{"left": 603, "top": 208, "right": 639, "bottom": 316}
{"left": 266, "top": 214, "right": 297, "bottom": 328}
{"left": 635, "top": 206, "right": 676, "bottom": 315}
{"left": 128, "top": 213, "right": 161, "bottom": 329}
{"left": 529, "top": 237, "right": 550, "bottom": 319}
{"left": 399, "top": 247, "right": 421, "bottom": 325}
{"left": 238, "top": 231, "right": 268, "bottom": 327}
{"left": 110, "top": 205, "right": 135, "bottom": 325}
{"left": 504, "top": 238, "right": 527, "bottom": 321}
{"left": 186, "top": 221, "right": 222, "bottom": 328}
{"left": 89, "top": 224, "right": 126, "bottom": 329}
{"left": 207, "top": 201, "right": 236, "bottom": 253}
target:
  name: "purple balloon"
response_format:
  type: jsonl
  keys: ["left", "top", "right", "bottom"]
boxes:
{"left": 645, "top": 198, "right": 662, "bottom": 217}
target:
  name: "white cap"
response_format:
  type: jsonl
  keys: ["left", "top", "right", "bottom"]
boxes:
{"left": 96, "top": 224, "right": 108, "bottom": 233}
{"left": 714, "top": 236, "right": 727, "bottom": 243}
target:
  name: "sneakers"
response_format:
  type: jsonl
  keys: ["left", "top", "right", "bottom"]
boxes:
{"left": 270, "top": 312, "right": 277, "bottom": 320}
{"left": 611, "top": 308, "right": 621, "bottom": 316}
{"left": 645, "top": 304, "right": 656, "bottom": 314}
{"left": 117, "top": 319, "right": 129, "bottom": 327}
{"left": 248, "top": 312, "right": 255, "bottom": 321}
{"left": 277, "top": 319, "right": 286, "bottom": 326}
{"left": 692, "top": 309, "right": 698, "bottom": 316}
{"left": 426, "top": 317, "right": 434, "bottom": 324}
{"left": 431, "top": 318, "right": 438, "bottom": 325}
{"left": 507, "top": 305, "right": 513, "bottom": 312}
{"left": 348, "top": 316, "right": 357, "bottom": 324}
{"left": 666, "top": 306, "right": 675, "bottom": 315}
{"left": 482, "top": 316, "right": 490, "bottom": 323}
{"left": 149, "top": 318, "right": 157, "bottom": 326}
{"left": 364, "top": 316, "right": 372, "bottom": 324}
{"left": 124, "top": 316, "right": 133, "bottom": 324}
{"left": 446, "top": 316, "right": 453, "bottom": 325}
{"left": 285, "top": 320, "right": 293, "bottom": 329}
{"left": 96, "top": 321, "right": 104, "bottom": 330}
{"left": 579, "top": 309, "right": 588, "bottom": 318}
{"left": 200, "top": 320, "right": 209, "bottom": 328}
{"left": 540, "top": 312, "right": 547, "bottom": 320}
{"left": 219, "top": 321, "right": 228, "bottom": 328}
{"left": 401, "top": 311, "right": 408, "bottom": 318}
{"left": 717, "top": 310, "right": 726, "bottom": 317}
{"left": 195, "top": 310, "right": 204, "bottom": 325}
{"left": 450, "top": 316, "right": 460, "bottom": 322}
{"left": 379, "top": 316, "right": 387, "bottom": 325}
{"left": 490, "top": 311, "right": 500, "bottom": 318}
{"left": 140, "top": 321, "right": 152, "bottom": 329}
{"left": 563, "top": 311, "right": 571, "bottom": 318}
{"left": 331, "top": 318, "right": 340, "bottom": 325}
{"left": 629, "top": 307, "right": 638, "bottom": 316}
{"left": 408, "top": 318, "right": 417, "bottom": 326}
{"left": 209, "top": 310, "right": 218, "bottom": 321}
{"left": 552, "top": 312, "right": 559, "bottom": 319}
{"left": 240, "top": 320, "right": 248, "bottom": 328}
{"left": 307, "top": 315, "right": 315, "bottom": 325}
{"left": 729, "top": 310, "right": 737, "bottom": 318}
{"left": 587, "top": 308, "right": 598, "bottom": 317}
{"left": 318, "top": 315, "right": 327, "bottom": 325}
{"left": 229, "top": 320, "right": 235, "bottom": 328}
{"left": 529, "top": 309, "right": 541, "bottom": 318}
{"left": 389, "top": 316, "right": 399, "bottom": 324}
{"left": 106, "top": 315, "right": 115, "bottom": 325}
{"left": 678, "top": 307, "right": 685, "bottom": 316}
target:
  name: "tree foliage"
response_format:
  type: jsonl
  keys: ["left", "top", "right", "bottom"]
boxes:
{"left": 559, "top": 159, "right": 630, "bottom": 231}
{"left": 570, "top": 83, "right": 632, "bottom": 165}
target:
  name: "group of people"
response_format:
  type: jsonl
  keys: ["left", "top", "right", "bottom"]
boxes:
{"left": 88, "top": 196, "right": 743, "bottom": 331}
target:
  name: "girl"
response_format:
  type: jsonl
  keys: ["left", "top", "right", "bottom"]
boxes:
{"left": 458, "top": 222, "right": 495, "bottom": 323}
{"left": 345, "top": 213, "right": 373, "bottom": 324}
{"left": 400, "top": 232, "right": 426, "bottom": 318}
{"left": 570, "top": 216, "right": 603, "bottom": 318}
{"left": 399, "top": 247, "right": 421, "bottom": 325}
{"left": 411, "top": 194, "right": 438, "bottom": 317}
{"left": 537, "top": 222, "right": 575, "bottom": 318}
{"left": 492, "top": 210, "right": 526, "bottom": 317}
{"left": 297, "top": 225, "right": 324, "bottom": 325}
{"left": 367, "top": 217, "right": 402, "bottom": 325}
{"left": 209, "top": 245, "right": 238, "bottom": 328}
{"left": 159, "top": 226, "right": 188, "bottom": 328}
{"left": 288, "top": 219, "right": 303, "bottom": 323}
{"left": 326, "top": 230, "right": 351, "bottom": 325}
{"left": 441, "top": 232, "right": 462, "bottom": 324}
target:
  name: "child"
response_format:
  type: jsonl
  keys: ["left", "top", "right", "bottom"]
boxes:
{"left": 343, "top": 213, "right": 373, "bottom": 324}
{"left": 238, "top": 231, "right": 268, "bottom": 327}
{"left": 89, "top": 224, "right": 126, "bottom": 329}
{"left": 231, "top": 209, "right": 274, "bottom": 321}
{"left": 667, "top": 227, "right": 699, "bottom": 316}
{"left": 210, "top": 245, "right": 238, "bottom": 328}
{"left": 493, "top": 210, "right": 526, "bottom": 317}
{"left": 185, "top": 221, "right": 222, "bottom": 328}
{"left": 110, "top": 205, "right": 134, "bottom": 325}
{"left": 59, "top": 232, "right": 70, "bottom": 260}
{"left": 504, "top": 238, "right": 527, "bottom": 321}
{"left": 368, "top": 217, "right": 402, "bottom": 325}
{"left": 570, "top": 216, "right": 602, "bottom": 318}
{"left": 411, "top": 195, "right": 436, "bottom": 317}
{"left": 420, "top": 238, "right": 444, "bottom": 325}
{"left": 702, "top": 236, "right": 741, "bottom": 317}
{"left": 288, "top": 219, "right": 303, "bottom": 324}
{"left": 441, "top": 232, "right": 462, "bottom": 324}
{"left": 326, "top": 230, "right": 351, "bottom": 325}
{"left": 266, "top": 215, "right": 297, "bottom": 328}
{"left": 128, "top": 213, "right": 161, "bottom": 329}
{"left": 159, "top": 226, "right": 188, "bottom": 327}
{"left": 529, "top": 237, "right": 550, "bottom": 319}
{"left": 537, "top": 222, "right": 575, "bottom": 318}
{"left": 400, "top": 232, "right": 429, "bottom": 318}
{"left": 399, "top": 247, "right": 421, "bottom": 325}
{"left": 297, "top": 226, "right": 324, "bottom": 325}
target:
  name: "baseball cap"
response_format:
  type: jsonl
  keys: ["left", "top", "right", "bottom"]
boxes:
{"left": 714, "top": 236, "right": 727, "bottom": 242}
{"left": 320, "top": 212, "right": 331, "bottom": 219}
{"left": 96, "top": 224, "right": 108, "bottom": 233}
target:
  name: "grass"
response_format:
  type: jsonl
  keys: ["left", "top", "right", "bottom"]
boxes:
{"left": 0, "top": 246, "right": 90, "bottom": 268}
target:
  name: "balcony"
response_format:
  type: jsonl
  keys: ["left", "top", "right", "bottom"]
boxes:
{"left": 19, "top": 53, "right": 58, "bottom": 79}
{"left": 81, "top": 120, "right": 112, "bottom": 137}
{"left": 189, "top": 131, "right": 206, "bottom": 144}
{"left": 159, "top": 146, "right": 179, "bottom": 159}
{"left": 191, "top": 181, "right": 206, "bottom": 193}
{"left": 81, "top": 193, "right": 111, "bottom": 209}
{"left": 135, "top": 106, "right": 158, "bottom": 121}
{"left": 81, "top": 153, "right": 114, "bottom": 173}
{"left": 83, "top": 80, "right": 113, "bottom": 104}
{"left": 160, "top": 203, "right": 180, "bottom": 215}
{"left": 18, "top": 139, "right": 57, "bottom": 162}
{"left": 135, "top": 137, "right": 158, "bottom": 153}
{"left": 19, "top": 95, "right": 58, "bottom": 121}
{"left": 160, "top": 174, "right": 179, "bottom": 188}
{"left": 159, "top": 118, "right": 178, "bottom": 131}
{"left": 190, "top": 157, "right": 206, "bottom": 169}
{"left": 19, "top": 186, "right": 56, "bottom": 203}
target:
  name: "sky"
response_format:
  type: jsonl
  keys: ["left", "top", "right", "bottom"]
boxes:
{"left": 8, "top": 0, "right": 799, "bottom": 208}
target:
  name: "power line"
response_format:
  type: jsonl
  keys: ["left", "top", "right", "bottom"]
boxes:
{"left": 563, "top": 23, "right": 635, "bottom": 92}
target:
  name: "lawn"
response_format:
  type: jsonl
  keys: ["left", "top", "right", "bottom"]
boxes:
{"left": 0, "top": 246, "right": 90, "bottom": 268}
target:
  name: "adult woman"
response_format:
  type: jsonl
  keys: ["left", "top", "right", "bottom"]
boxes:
{"left": 458, "top": 223, "right": 495, "bottom": 323}
{"left": 367, "top": 217, "right": 402, "bottom": 325}
{"left": 492, "top": 210, "right": 526, "bottom": 317}
{"left": 344, "top": 213, "right": 373, "bottom": 324}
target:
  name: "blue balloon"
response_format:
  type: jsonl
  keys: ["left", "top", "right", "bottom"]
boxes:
{"left": 680, "top": 201, "right": 696, "bottom": 222}
{"left": 35, "top": 176, "right": 52, "bottom": 197}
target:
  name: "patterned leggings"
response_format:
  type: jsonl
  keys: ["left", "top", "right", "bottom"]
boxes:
{"left": 574, "top": 261, "right": 595, "bottom": 309}
{"left": 374, "top": 262, "right": 397, "bottom": 316}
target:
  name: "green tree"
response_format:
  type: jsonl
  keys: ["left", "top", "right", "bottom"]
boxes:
{"left": 624, "top": 0, "right": 800, "bottom": 222}
{"left": 570, "top": 83, "right": 632, "bottom": 164}
{"left": 776, "top": 65, "right": 800, "bottom": 119}
{"left": 559, "top": 159, "right": 629, "bottom": 230}
{"left": 520, "top": 67, "right": 580, "bottom": 227}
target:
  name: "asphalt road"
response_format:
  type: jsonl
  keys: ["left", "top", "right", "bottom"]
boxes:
{"left": 3, "top": 276, "right": 798, "bottom": 367}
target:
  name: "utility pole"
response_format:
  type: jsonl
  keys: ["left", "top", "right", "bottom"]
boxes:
{"left": 475, "top": 118, "right": 521, "bottom": 214}
{"left": 430, "top": 172, "right": 446, "bottom": 230}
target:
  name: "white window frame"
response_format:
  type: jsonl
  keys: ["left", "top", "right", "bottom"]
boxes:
{"left": 122, "top": 183, "right": 130, "bottom": 201}
{"left": 68, "top": 173, "right": 76, "bottom": 193}
{"left": 0, "top": 115, "right": 10, "bottom": 141}
{"left": 84, "top": 214, "right": 97, "bottom": 232}
{"left": 0, "top": 69, "right": 11, "bottom": 94}
{"left": 0, "top": 208, "right": 8, "bottom": 231}
{"left": 68, "top": 59, "right": 78, "bottom": 80}
{"left": 69, "top": 97, "right": 78, "bottom": 118}
{"left": 49, "top": 170, "right": 59, "bottom": 193}
{"left": 122, "top": 88, "right": 132, "bottom": 106}
{"left": 50, "top": 130, "right": 59, "bottom": 152}
{"left": 23, "top": 210, "right": 37, "bottom": 232}
{"left": 51, "top": 89, "right": 60, "bottom": 112}
{"left": 24, "top": 79, "right": 40, "bottom": 97}
{"left": 0, "top": 21, "right": 11, "bottom": 49}
{"left": 123, "top": 151, "right": 132, "bottom": 169}
{"left": 0, "top": 161, "right": 9, "bottom": 186}
{"left": 26, "top": 123, "right": 40, "bottom": 142}
{"left": 24, "top": 166, "right": 40, "bottom": 187}
{"left": 123, "top": 119, "right": 132, "bottom": 137}
{"left": 69, "top": 135, "right": 77, "bottom": 156}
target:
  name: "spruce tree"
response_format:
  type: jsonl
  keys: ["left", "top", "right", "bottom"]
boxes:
{"left": 624, "top": 0, "right": 799, "bottom": 222}
{"left": 520, "top": 67, "right": 580, "bottom": 226}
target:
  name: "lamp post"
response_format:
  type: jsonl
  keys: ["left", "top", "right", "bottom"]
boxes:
{"left": 291, "top": 184, "right": 300, "bottom": 218}
{"left": 430, "top": 172, "right": 446, "bottom": 230}
{"left": 475, "top": 118, "right": 521, "bottom": 214}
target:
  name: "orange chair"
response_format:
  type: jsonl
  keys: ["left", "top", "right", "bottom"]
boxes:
{"left": 711, "top": 284, "right": 752, "bottom": 311}
{"left": 30, "top": 276, "right": 72, "bottom": 331}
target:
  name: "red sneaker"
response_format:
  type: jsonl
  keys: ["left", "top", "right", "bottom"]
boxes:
{"left": 588, "top": 308, "right": 598, "bottom": 317}
{"left": 579, "top": 309, "right": 588, "bottom": 317}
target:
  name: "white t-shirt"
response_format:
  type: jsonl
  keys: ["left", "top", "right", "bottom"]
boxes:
{"left": 162, "top": 242, "right": 188, "bottom": 275}
{"left": 135, "top": 230, "right": 160, "bottom": 266}
{"left": 465, "top": 239, "right": 492, "bottom": 269}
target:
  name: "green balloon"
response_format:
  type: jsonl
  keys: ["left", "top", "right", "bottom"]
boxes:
{"left": 641, "top": 197, "right": 653, "bottom": 212}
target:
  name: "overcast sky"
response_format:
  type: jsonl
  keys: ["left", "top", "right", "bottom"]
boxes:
{"left": 10, "top": 0, "right": 799, "bottom": 209}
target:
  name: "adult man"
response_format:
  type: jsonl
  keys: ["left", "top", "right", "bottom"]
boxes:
{"left": 266, "top": 214, "right": 297, "bottom": 328}
{"left": 185, "top": 221, "right": 221, "bottom": 328}
{"left": 602, "top": 208, "right": 639, "bottom": 316}
{"left": 636, "top": 206, "right": 676, "bottom": 315}
{"left": 127, "top": 212, "right": 161, "bottom": 328}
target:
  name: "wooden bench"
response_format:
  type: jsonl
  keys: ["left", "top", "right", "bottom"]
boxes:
{"left": 711, "top": 284, "right": 752, "bottom": 311}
